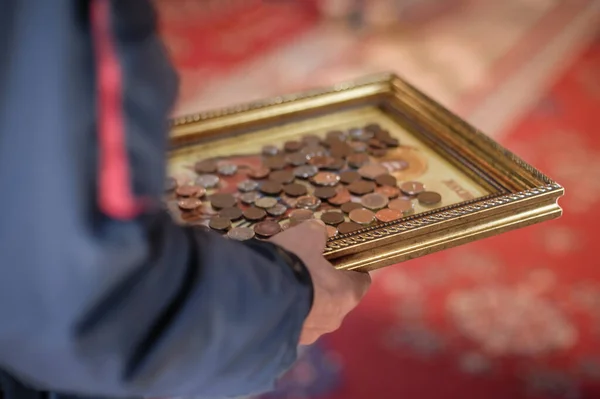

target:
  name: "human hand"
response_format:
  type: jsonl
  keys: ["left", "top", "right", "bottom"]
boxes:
{"left": 270, "top": 219, "right": 371, "bottom": 345}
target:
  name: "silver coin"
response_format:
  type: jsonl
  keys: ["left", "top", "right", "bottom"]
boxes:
{"left": 285, "top": 152, "right": 309, "bottom": 166}
{"left": 267, "top": 203, "right": 287, "bottom": 216}
{"left": 237, "top": 179, "right": 259, "bottom": 192}
{"left": 262, "top": 145, "right": 280, "bottom": 156}
{"left": 301, "top": 145, "right": 328, "bottom": 158}
{"left": 240, "top": 191, "right": 261, "bottom": 205}
{"left": 227, "top": 227, "right": 256, "bottom": 241}
{"left": 349, "top": 141, "right": 368, "bottom": 153}
{"left": 349, "top": 127, "right": 374, "bottom": 141}
{"left": 361, "top": 193, "right": 389, "bottom": 210}
{"left": 217, "top": 163, "right": 238, "bottom": 176}
{"left": 296, "top": 195, "right": 321, "bottom": 211}
{"left": 293, "top": 165, "right": 319, "bottom": 179}
{"left": 255, "top": 197, "right": 278, "bottom": 209}
{"left": 195, "top": 174, "right": 220, "bottom": 188}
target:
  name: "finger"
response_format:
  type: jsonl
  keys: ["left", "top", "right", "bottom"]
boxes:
{"left": 293, "top": 219, "right": 328, "bottom": 251}
{"left": 345, "top": 270, "right": 372, "bottom": 298}
{"left": 299, "top": 330, "right": 320, "bottom": 346}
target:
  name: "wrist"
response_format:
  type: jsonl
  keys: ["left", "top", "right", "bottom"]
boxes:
{"left": 241, "top": 239, "right": 314, "bottom": 311}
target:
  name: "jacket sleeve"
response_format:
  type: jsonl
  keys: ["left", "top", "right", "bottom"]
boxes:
{"left": 0, "top": 1, "right": 313, "bottom": 398}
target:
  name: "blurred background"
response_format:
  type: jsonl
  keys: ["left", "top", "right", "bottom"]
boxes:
{"left": 156, "top": 0, "right": 600, "bottom": 398}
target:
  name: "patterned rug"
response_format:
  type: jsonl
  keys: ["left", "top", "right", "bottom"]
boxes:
{"left": 255, "top": 31, "right": 600, "bottom": 399}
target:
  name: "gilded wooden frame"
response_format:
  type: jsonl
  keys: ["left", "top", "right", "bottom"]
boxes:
{"left": 169, "top": 73, "right": 564, "bottom": 272}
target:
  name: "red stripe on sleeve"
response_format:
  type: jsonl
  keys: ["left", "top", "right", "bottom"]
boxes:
{"left": 91, "top": 0, "right": 144, "bottom": 220}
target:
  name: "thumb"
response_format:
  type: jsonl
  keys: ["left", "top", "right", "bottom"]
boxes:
{"left": 297, "top": 219, "right": 329, "bottom": 252}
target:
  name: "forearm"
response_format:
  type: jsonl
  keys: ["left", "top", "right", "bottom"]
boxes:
{"left": 0, "top": 212, "right": 311, "bottom": 398}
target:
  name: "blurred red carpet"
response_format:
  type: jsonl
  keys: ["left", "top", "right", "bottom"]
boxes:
{"left": 256, "top": 33, "right": 600, "bottom": 399}
{"left": 156, "top": 2, "right": 600, "bottom": 398}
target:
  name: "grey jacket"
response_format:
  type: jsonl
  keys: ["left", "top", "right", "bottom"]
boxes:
{"left": 0, "top": 1, "right": 313, "bottom": 398}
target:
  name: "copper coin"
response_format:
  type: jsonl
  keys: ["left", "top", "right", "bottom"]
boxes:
{"left": 195, "top": 174, "right": 220, "bottom": 189}
{"left": 165, "top": 177, "right": 178, "bottom": 192}
{"left": 349, "top": 208, "right": 376, "bottom": 225}
{"left": 227, "top": 227, "right": 255, "bottom": 241}
{"left": 339, "top": 170, "right": 361, "bottom": 185}
{"left": 269, "top": 170, "right": 295, "bottom": 184}
{"left": 243, "top": 207, "right": 267, "bottom": 222}
{"left": 375, "top": 185, "right": 401, "bottom": 199}
{"left": 237, "top": 179, "right": 260, "bottom": 192}
{"left": 176, "top": 184, "right": 206, "bottom": 198}
{"left": 308, "top": 155, "right": 333, "bottom": 169}
{"left": 286, "top": 152, "right": 308, "bottom": 166}
{"left": 217, "top": 163, "right": 238, "bottom": 176}
{"left": 301, "top": 135, "right": 322, "bottom": 146}
{"left": 293, "top": 165, "right": 319, "bottom": 179}
{"left": 180, "top": 210, "right": 202, "bottom": 222}
{"left": 314, "top": 186, "right": 337, "bottom": 200}
{"left": 368, "top": 138, "right": 387, "bottom": 149}
{"left": 347, "top": 180, "right": 376, "bottom": 196}
{"left": 381, "top": 136, "right": 400, "bottom": 147}
{"left": 322, "top": 137, "right": 345, "bottom": 149}
{"left": 254, "top": 220, "right": 282, "bottom": 238}
{"left": 262, "top": 145, "right": 280, "bottom": 156}
{"left": 375, "top": 173, "right": 397, "bottom": 187}
{"left": 267, "top": 203, "right": 288, "bottom": 217}
{"left": 240, "top": 191, "right": 261, "bottom": 205}
{"left": 311, "top": 172, "right": 340, "bottom": 187}
{"left": 326, "top": 225, "right": 339, "bottom": 238}
{"left": 326, "top": 130, "right": 347, "bottom": 141}
{"left": 255, "top": 197, "right": 279, "bottom": 209}
{"left": 369, "top": 148, "right": 388, "bottom": 158}
{"left": 358, "top": 163, "right": 388, "bottom": 180}
{"left": 323, "top": 157, "right": 345, "bottom": 171}
{"left": 373, "top": 129, "right": 390, "bottom": 139}
{"left": 417, "top": 191, "right": 442, "bottom": 206}
{"left": 388, "top": 198, "right": 414, "bottom": 215}
{"left": 329, "top": 143, "right": 353, "bottom": 159}
{"left": 284, "top": 140, "right": 303, "bottom": 152}
{"left": 210, "top": 193, "right": 237, "bottom": 209}
{"left": 247, "top": 166, "right": 270, "bottom": 180}
{"left": 296, "top": 195, "right": 321, "bottom": 210}
{"left": 177, "top": 198, "right": 202, "bottom": 210}
{"left": 337, "top": 222, "right": 363, "bottom": 234}
{"left": 283, "top": 183, "right": 308, "bottom": 197}
{"left": 365, "top": 123, "right": 382, "bottom": 132}
{"left": 289, "top": 209, "right": 314, "bottom": 226}
{"left": 400, "top": 181, "right": 425, "bottom": 196}
{"left": 260, "top": 181, "right": 283, "bottom": 196}
{"left": 194, "top": 160, "right": 218, "bottom": 174}
{"left": 360, "top": 193, "right": 389, "bottom": 210}
{"left": 321, "top": 211, "right": 345, "bottom": 226}
{"left": 347, "top": 153, "right": 370, "bottom": 168}
{"left": 209, "top": 216, "right": 231, "bottom": 232}
{"left": 341, "top": 202, "right": 363, "bottom": 214}
{"left": 263, "top": 155, "right": 286, "bottom": 170}
{"left": 375, "top": 208, "right": 402, "bottom": 223}
{"left": 219, "top": 206, "right": 243, "bottom": 221}
{"left": 328, "top": 188, "right": 351, "bottom": 206}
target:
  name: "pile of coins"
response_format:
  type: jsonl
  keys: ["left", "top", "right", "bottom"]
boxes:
{"left": 166, "top": 123, "right": 443, "bottom": 241}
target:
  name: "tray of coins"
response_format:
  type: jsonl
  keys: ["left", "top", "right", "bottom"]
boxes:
{"left": 166, "top": 73, "right": 564, "bottom": 272}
